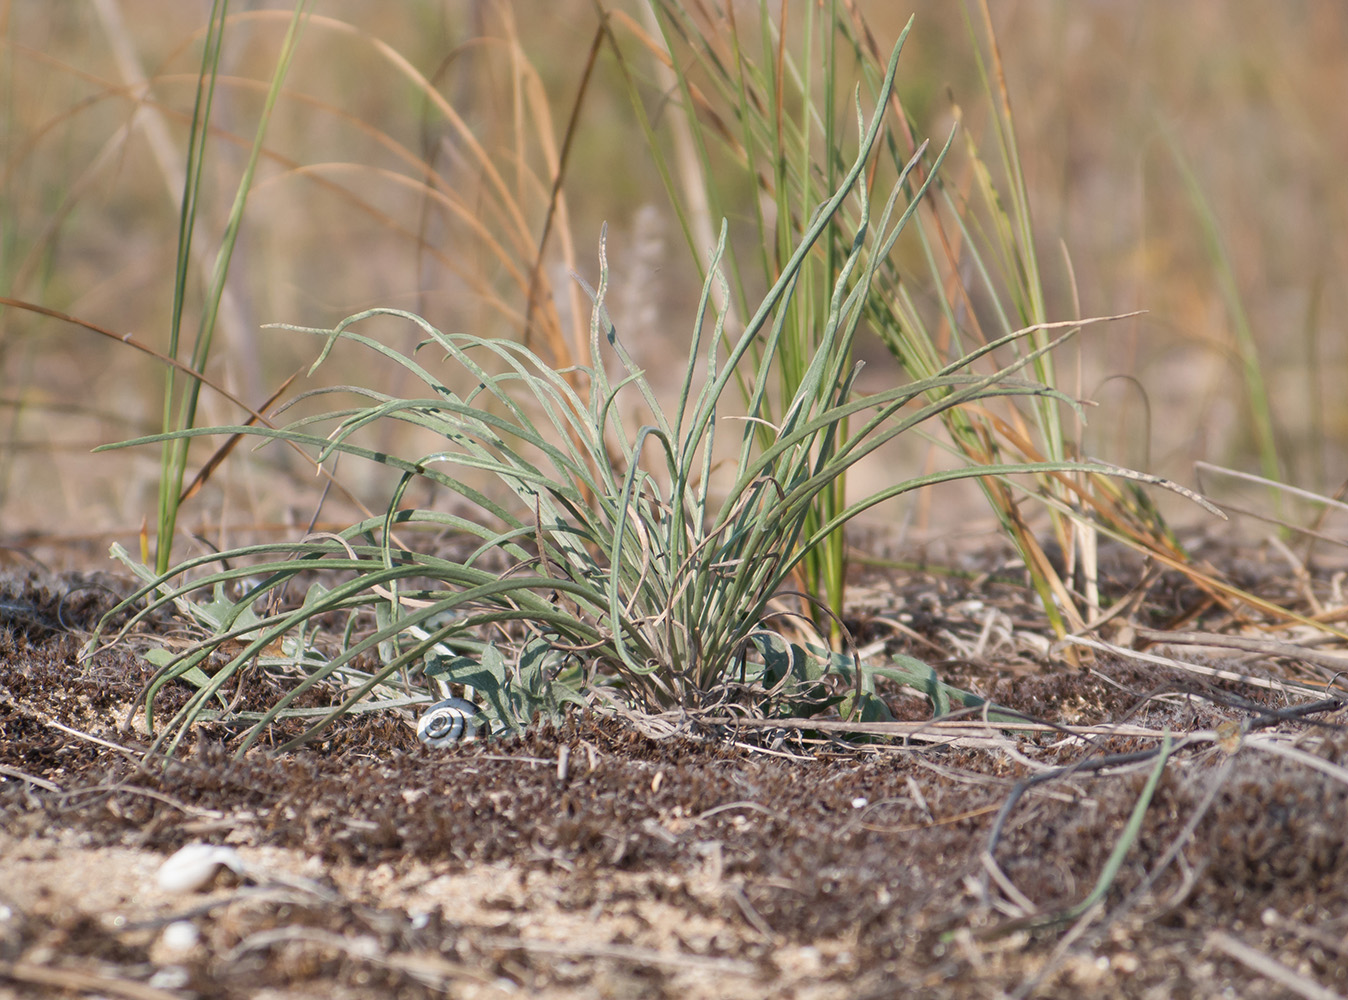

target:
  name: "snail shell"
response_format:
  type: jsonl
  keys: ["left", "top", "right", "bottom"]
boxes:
{"left": 156, "top": 843, "right": 246, "bottom": 893}
{"left": 159, "top": 920, "right": 201, "bottom": 954}
{"left": 417, "top": 697, "right": 481, "bottom": 747}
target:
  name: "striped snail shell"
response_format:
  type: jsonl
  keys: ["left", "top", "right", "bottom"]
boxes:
{"left": 417, "top": 697, "right": 481, "bottom": 747}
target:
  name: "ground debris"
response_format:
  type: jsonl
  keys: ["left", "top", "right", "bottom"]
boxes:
{"left": 2, "top": 559, "right": 1348, "bottom": 998}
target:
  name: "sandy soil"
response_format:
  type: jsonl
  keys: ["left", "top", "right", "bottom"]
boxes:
{"left": 2, "top": 549, "right": 1347, "bottom": 999}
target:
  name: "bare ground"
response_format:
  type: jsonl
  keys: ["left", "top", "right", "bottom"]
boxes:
{"left": 2, "top": 542, "right": 1347, "bottom": 999}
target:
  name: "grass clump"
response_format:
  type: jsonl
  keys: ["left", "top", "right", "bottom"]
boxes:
{"left": 156, "top": 0, "right": 312, "bottom": 574}
{"left": 93, "top": 34, "right": 1142, "bottom": 756}
{"left": 602, "top": 2, "right": 1151, "bottom": 640}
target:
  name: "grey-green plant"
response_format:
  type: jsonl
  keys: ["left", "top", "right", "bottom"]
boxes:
{"left": 95, "top": 36, "right": 1168, "bottom": 756}
{"left": 605, "top": 4, "right": 908, "bottom": 645}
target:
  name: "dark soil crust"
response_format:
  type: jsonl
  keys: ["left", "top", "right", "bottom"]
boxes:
{"left": 2, "top": 548, "right": 1347, "bottom": 999}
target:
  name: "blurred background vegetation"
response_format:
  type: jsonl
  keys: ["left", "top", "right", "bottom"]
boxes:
{"left": 3, "top": 1, "right": 1346, "bottom": 565}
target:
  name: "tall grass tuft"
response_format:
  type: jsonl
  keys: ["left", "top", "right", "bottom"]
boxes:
{"left": 599, "top": 2, "right": 1178, "bottom": 639}
{"left": 602, "top": 2, "right": 906, "bottom": 644}
{"left": 92, "top": 34, "right": 1209, "bottom": 757}
{"left": 824, "top": 1, "right": 1220, "bottom": 634}
{"left": 155, "top": 0, "right": 312, "bottom": 573}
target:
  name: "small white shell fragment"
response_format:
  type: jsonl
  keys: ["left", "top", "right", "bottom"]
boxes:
{"left": 148, "top": 966, "right": 191, "bottom": 990}
{"left": 155, "top": 843, "right": 246, "bottom": 893}
{"left": 417, "top": 697, "right": 481, "bottom": 747}
{"left": 159, "top": 920, "right": 201, "bottom": 953}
